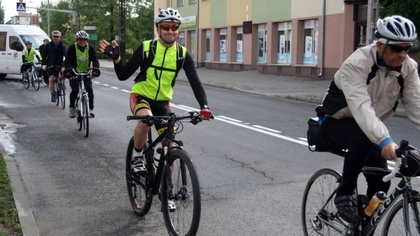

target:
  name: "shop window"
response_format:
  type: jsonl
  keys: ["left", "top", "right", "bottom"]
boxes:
{"left": 303, "top": 19, "right": 318, "bottom": 65}
{"left": 278, "top": 22, "right": 292, "bottom": 64}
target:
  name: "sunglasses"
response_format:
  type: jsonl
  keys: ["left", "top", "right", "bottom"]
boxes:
{"left": 77, "top": 38, "right": 88, "bottom": 41}
{"left": 160, "top": 24, "right": 180, "bottom": 31}
{"left": 53, "top": 36, "right": 60, "bottom": 38}
{"left": 388, "top": 44, "right": 412, "bottom": 53}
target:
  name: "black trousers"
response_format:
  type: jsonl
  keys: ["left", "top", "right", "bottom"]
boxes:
{"left": 69, "top": 77, "right": 94, "bottom": 110}
{"left": 320, "top": 118, "right": 390, "bottom": 199}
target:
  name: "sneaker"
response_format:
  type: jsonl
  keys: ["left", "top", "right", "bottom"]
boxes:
{"left": 69, "top": 108, "right": 75, "bottom": 118}
{"left": 334, "top": 195, "right": 359, "bottom": 223}
{"left": 51, "top": 93, "right": 56, "bottom": 102}
{"left": 131, "top": 149, "right": 146, "bottom": 175}
{"left": 168, "top": 200, "right": 176, "bottom": 212}
{"left": 89, "top": 112, "right": 95, "bottom": 118}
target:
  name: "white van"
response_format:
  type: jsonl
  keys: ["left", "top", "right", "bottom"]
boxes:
{"left": 0, "top": 24, "right": 49, "bottom": 78}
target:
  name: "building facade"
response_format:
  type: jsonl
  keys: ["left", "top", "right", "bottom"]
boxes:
{"left": 154, "top": 0, "right": 419, "bottom": 79}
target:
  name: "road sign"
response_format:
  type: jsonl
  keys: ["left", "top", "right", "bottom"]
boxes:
{"left": 17, "top": 2, "right": 26, "bottom": 12}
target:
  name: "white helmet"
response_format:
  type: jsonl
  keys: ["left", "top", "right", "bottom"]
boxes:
{"left": 375, "top": 15, "right": 417, "bottom": 43}
{"left": 154, "top": 7, "right": 182, "bottom": 26}
{"left": 75, "top": 30, "right": 89, "bottom": 40}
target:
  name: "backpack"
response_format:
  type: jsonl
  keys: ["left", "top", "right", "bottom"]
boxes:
{"left": 136, "top": 39, "right": 186, "bottom": 82}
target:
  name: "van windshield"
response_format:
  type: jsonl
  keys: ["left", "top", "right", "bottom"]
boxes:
{"left": 20, "top": 34, "right": 49, "bottom": 50}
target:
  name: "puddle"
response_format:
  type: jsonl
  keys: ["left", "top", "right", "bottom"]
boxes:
{"left": 0, "top": 113, "right": 26, "bottom": 155}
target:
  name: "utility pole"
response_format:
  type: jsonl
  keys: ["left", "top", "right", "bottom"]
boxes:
{"left": 119, "top": 0, "right": 126, "bottom": 61}
{"left": 74, "top": 0, "right": 80, "bottom": 32}
{"left": 366, "top": 0, "right": 379, "bottom": 45}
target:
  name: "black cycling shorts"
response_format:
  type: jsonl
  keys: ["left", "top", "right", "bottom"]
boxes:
{"left": 130, "top": 94, "right": 171, "bottom": 133}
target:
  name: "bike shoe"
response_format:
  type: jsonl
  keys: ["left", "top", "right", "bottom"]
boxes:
{"left": 132, "top": 159, "right": 147, "bottom": 176}
{"left": 334, "top": 195, "right": 359, "bottom": 223}
{"left": 168, "top": 200, "right": 176, "bottom": 212}
{"left": 89, "top": 112, "right": 95, "bottom": 118}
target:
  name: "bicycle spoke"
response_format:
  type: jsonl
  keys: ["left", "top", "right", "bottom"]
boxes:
{"left": 162, "top": 149, "right": 201, "bottom": 236}
{"left": 125, "top": 138, "right": 152, "bottom": 216}
{"left": 302, "top": 168, "right": 346, "bottom": 236}
{"left": 383, "top": 195, "right": 420, "bottom": 235}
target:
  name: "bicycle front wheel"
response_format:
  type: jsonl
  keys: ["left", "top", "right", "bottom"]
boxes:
{"left": 382, "top": 194, "right": 420, "bottom": 235}
{"left": 125, "top": 138, "right": 152, "bottom": 216}
{"left": 55, "top": 81, "right": 60, "bottom": 106}
{"left": 59, "top": 81, "right": 66, "bottom": 109}
{"left": 302, "top": 168, "right": 343, "bottom": 236}
{"left": 22, "top": 73, "right": 29, "bottom": 89}
{"left": 33, "top": 71, "right": 40, "bottom": 91}
{"left": 81, "top": 96, "right": 89, "bottom": 137}
{"left": 161, "top": 149, "right": 201, "bottom": 236}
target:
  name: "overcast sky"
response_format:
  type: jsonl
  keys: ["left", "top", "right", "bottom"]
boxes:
{"left": 3, "top": 0, "right": 58, "bottom": 23}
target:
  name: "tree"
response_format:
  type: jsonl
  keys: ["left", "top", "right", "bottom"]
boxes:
{"left": 0, "top": 0, "right": 4, "bottom": 24}
{"left": 37, "top": 0, "right": 155, "bottom": 55}
{"left": 38, "top": 0, "right": 74, "bottom": 43}
{"left": 379, "top": 0, "right": 420, "bottom": 32}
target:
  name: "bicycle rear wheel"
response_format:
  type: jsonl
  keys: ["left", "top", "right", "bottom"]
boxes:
{"left": 161, "top": 149, "right": 201, "bottom": 236}
{"left": 81, "top": 96, "right": 89, "bottom": 137}
{"left": 125, "top": 138, "right": 152, "bottom": 216}
{"left": 33, "top": 71, "right": 40, "bottom": 91}
{"left": 22, "top": 73, "right": 29, "bottom": 89}
{"left": 382, "top": 194, "right": 420, "bottom": 235}
{"left": 302, "top": 168, "right": 344, "bottom": 236}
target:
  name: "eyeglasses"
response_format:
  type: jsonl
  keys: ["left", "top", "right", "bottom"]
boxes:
{"left": 53, "top": 36, "right": 60, "bottom": 38}
{"left": 160, "top": 24, "right": 180, "bottom": 31}
{"left": 388, "top": 44, "right": 412, "bottom": 53}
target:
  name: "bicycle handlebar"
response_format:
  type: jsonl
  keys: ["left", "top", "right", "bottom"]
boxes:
{"left": 66, "top": 67, "right": 100, "bottom": 78}
{"left": 383, "top": 139, "right": 409, "bottom": 182}
{"left": 127, "top": 111, "right": 207, "bottom": 126}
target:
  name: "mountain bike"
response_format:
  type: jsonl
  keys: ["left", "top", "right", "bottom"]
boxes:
{"left": 301, "top": 139, "right": 420, "bottom": 235}
{"left": 22, "top": 62, "right": 41, "bottom": 91}
{"left": 67, "top": 68, "right": 99, "bottom": 138}
{"left": 126, "top": 111, "right": 210, "bottom": 236}
{"left": 50, "top": 66, "right": 66, "bottom": 109}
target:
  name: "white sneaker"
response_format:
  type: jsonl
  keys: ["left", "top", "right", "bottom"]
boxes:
{"left": 168, "top": 200, "right": 176, "bottom": 212}
{"left": 132, "top": 149, "right": 146, "bottom": 175}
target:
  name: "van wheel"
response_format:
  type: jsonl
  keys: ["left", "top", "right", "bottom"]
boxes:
{"left": 0, "top": 74, "right": 7, "bottom": 79}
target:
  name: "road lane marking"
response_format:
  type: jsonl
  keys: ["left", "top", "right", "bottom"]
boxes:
{"left": 94, "top": 82, "right": 307, "bottom": 146}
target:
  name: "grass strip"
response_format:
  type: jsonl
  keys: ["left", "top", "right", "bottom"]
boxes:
{"left": 0, "top": 153, "right": 22, "bottom": 235}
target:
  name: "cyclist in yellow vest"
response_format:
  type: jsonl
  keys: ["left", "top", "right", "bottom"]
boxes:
{"left": 21, "top": 41, "right": 40, "bottom": 75}
{"left": 99, "top": 7, "right": 212, "bottom": 192}
{"left": 64, "top": 31, "right": 100, "bottom": 118}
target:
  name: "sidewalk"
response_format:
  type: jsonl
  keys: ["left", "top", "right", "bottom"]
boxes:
{"left": 98, "top": 59, "right": 406, "bottom": 117}
{"left": 99, "top": 59, "right": 329, "bottom": 103}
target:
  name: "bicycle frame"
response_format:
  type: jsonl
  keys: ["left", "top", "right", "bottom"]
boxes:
{"left": 361, "top": 174, "right": 420, "bottom": 235}
{"left": 141, "top": 116, "right": 183, "bottom": 197}
{"left": 303, "top": 140, "right": 420, "bottom": 236}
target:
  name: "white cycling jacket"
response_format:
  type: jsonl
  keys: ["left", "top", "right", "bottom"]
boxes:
{"left": 324, "top": 44, "right": 420, "bottom": 146}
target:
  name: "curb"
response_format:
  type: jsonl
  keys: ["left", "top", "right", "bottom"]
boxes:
{"left": 4, "top": 154, "right": 40, "bottom": 236}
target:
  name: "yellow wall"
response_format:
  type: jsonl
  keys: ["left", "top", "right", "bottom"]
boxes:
{"left": 226, "top": 0, "right": 252, "bottom": 26}
{"left": 291, "top": 0, "right": 344, "bottom": 18}
{"left": 199, "top": 0, "right": 212, "bottom": 28}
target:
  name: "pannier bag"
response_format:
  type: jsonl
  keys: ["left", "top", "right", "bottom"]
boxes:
{"left": 307, "top": 117, "right": 331, "bottom": 151}
{"left": 399, "top": 146, "right": 420, "bottom": 177}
